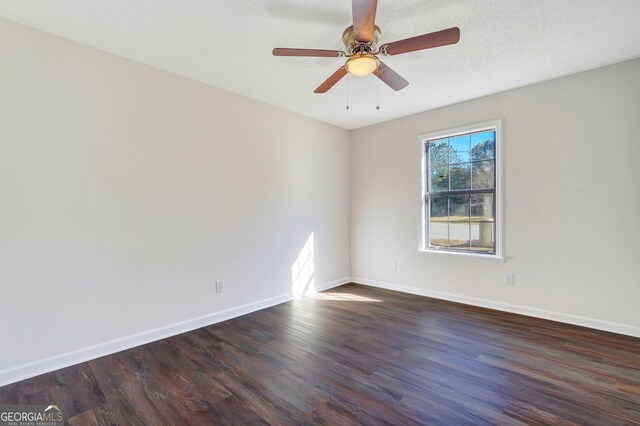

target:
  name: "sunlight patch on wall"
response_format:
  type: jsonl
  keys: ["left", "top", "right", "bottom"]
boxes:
{"left": 292, "top": 233, "right": 314, "bottom": 298}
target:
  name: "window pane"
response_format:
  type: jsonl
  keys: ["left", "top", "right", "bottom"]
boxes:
{"left": 429, "top": 164, "right": 449, "bottom": 192}
{"left": 470, "top": 222, "right": 494, "bottom": 252}
{"left": 429, "top": 196, "right": 448, "bottom": 248}
{"left": 450, "top": 163, "right": 471, "bottom": 190}
{"left": 449, "top": 222, "right": 470, "bottom": 249}
{"left": 429, "top": 138, "right": 449, "bottom": 165}
{"left": 449, "top": 195, "right": 470, "bottom": 222}
{"left": 449, "top": 134, "right": 470, "bottom": 163}
{"left": 471, "top": 193, "right": 494, "bottom": 222}
{"left": 430, "top": 196, "right": 448, "bottom": 220}
{"left": 472, "top": 160, "right": 494, "bottom": 189}
{"left": 471, "top": 131, "right": 495, "bottom": 161}
{"left": 429, "top": 222, "right": 448, "bottom": 248}
{"left": 470, "top": 193, "right": 494, "bottom": 252}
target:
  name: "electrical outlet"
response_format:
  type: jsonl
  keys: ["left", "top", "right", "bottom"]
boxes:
{"left": 504, "top": 273, "right": 515, "bottom": 285}
{"left": 215, "top": 280, "right": 224, "bottom": 293}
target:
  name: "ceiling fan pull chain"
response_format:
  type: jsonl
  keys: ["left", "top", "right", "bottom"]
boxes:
{"left": 376, "top": 78, "right": 380, "bottom": 110}
{"left": 346, "top": 76, "right": 350, "bottom": 110}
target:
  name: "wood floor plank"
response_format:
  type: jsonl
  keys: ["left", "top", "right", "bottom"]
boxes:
{"left": 1, "top": 283, "right": 639, "bottom": 424}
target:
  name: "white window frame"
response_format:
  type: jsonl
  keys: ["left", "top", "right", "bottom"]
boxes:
{"left": 417, "top": 119, "right": 504, "bottom": 262}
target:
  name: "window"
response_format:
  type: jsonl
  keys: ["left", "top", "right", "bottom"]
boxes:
{"left": 420, "top": 121, "right": 501, "bottom": 258}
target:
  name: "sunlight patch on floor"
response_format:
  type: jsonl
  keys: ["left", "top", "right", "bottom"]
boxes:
{"left": 315, "top": 292, "right": 381, "bottom": 302}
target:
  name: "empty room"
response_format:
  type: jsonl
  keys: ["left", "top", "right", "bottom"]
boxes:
{"left": 1, "top": 0, "right": 639, "bottom": 424}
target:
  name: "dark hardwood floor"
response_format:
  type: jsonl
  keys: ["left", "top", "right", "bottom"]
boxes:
{"left": 2, "top": 283, "right": 640, "bottom": 425}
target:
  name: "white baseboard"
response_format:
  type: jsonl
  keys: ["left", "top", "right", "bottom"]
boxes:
{"left": 0, "top": 277, "right": 350, "bottom": 387}
{"left": 351, "top": 276, "right": 640, "bottom": 339}
{"left": 314, "top": 277, "right": 350, "bottom": 293}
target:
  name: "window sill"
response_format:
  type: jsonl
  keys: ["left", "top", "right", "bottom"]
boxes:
{"left": 417, "top": 249, "right": 506, "bottom": 263}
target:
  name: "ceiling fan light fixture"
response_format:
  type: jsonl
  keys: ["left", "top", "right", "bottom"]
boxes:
{"left": 345, "top": 54, "right": 379, "bottom": 77}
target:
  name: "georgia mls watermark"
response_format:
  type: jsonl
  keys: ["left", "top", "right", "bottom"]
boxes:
{"left": 0, "top": 404, "right": 63, "bottom": 426}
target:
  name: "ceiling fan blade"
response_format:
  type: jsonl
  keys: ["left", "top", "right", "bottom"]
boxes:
{"left": 314, "top": 67, "right": 348, "bottom": 93}
{"left": 273, "top": 48, "right": 345, "bottom": 57}
{"left": 380, "top": 27, "right": 460, "bottom": 56}
{"left": 374, "top": 62, "right": 409, "bottom": 91}
{"left": 352, "top": 0, "right": 378, "bottom": 42}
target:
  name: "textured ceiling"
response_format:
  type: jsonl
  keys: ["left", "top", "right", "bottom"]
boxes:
{"left": 1, "top": 0, "right": 639, "bottom": 129}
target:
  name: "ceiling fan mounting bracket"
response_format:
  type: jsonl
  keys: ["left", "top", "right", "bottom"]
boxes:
{"left": 342, "top": 25, "right": 381, "bottom": 56}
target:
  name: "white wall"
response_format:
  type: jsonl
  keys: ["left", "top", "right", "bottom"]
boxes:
{"left": 0, "top": 19, "right": 350, "bottom": 377}
{"left": 350, "top": 59, "right": 640, "bottom": 334}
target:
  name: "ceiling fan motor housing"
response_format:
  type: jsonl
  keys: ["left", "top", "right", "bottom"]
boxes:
{"left": 342, "top": 25, "right": 381, "bottom": 55}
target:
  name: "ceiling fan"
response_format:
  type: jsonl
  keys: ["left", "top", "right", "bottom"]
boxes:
{"left": 272, "top": 0, "right": 460, "bottom": 93}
